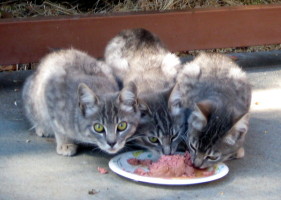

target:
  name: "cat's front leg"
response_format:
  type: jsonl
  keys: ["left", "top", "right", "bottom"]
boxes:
{"left": 35, "top": 126, "right": 52, "bottom": 137}
{"left": 54, "top": 132, "right": 78, "bottom": 156}
{"left": 234, "top": 147, "right": 245, "bottom": 159}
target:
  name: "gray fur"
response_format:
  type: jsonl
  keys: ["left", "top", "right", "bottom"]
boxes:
{"left": 134, "top": 89, "right": 187, "bottom": 156}
{"left": 22, "top": 48, "right": 140, "bottom": 156}
{"left": 174, "top": 52, "right": 252, "bottom": 168}
{"left": 105, "top": 28, "right": 185, "bottom": 155}
{"left": 105, "top": 28, "right": 181, "bottom": 90}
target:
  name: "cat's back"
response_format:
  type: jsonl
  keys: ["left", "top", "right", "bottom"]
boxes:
{"left": 22, "top": 48, "right": 118, "bottom": 129}
{"left": 105, "top": 28, "right": 167, "bottom": 62}
{"left": 26, "top": 48, "right": 116, "bottom": 91}
{"left": 38, "top": 48, "right": 114, "bottom": 80}
{"left": 105, "top": 28, "right": 181, "bottom": 82}
{"left": 180, "top": 53, "right": 247, "bottom": 82}
{"left": 177, "top": 53, "right": 251, "bottom": 108}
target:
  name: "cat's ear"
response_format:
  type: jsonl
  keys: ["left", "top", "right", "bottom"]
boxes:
{"left": 119, "top": 82, "right": 138, "bottom": 113}
{"left": 168, "top": 84, "right": 182, "bottom": 116}
{"left": 138, "top": 99, "right": 151, "bottom": 121}
{"left": 78, "top": 83, "right": 100, "bottom": 117}
{"left": 196, "top": 100, "right": 214, "bottom": 120}
{"left": 189, "top": 100, "right": 215, "bottom": 131}
{"left": 224, "top": 113, "right": 249, "bottom": 145}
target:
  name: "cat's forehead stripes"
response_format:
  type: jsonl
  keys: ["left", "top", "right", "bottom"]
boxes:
{"left": 99, "top": 97, "right": 119, "bottom": 123}
{"left": 152, "top": 105, "right": 174, "bottom": 137}
{"left": 198, "top": 112, "right": 232, "bottom": 152}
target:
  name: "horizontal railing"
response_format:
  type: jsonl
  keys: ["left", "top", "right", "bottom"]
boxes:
{"left": 1, "top": 4, "right": 281, "bottom": 65}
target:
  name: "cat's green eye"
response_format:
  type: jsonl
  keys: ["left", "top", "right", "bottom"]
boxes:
{"left": 93, "top": 123, "right": 104, "bottom": 133}
{"left": 148, "top": 137, "right": 158, "bottom": 143}
{"left": 117, "top": 122, "right": 127, "bottom": 131}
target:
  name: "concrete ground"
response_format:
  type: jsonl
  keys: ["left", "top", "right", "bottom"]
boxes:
{"left": 0, "top": 51, "right": 281, "bottom": 200}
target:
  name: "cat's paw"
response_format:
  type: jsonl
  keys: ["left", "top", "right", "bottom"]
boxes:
{"left": 235, "top": 147, "right": 245, "bottom": 159}
{"left": 56, "top": 144, "right": 78, "bottom": 156}
{"left": 35, "top": 127, "right": 50, "bottom": 137}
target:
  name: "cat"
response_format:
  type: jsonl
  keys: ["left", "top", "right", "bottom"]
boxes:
{"left": 173, "top": 52, "right": 252, "bottom": 168}
{"left": 132, "top": 89, "right": 188, "bottom": 156}
{"left": 22, "top": 48, "right": 140, "bottom": 156}
{"left": 105, "top": 28, "right": 181, "bottom": 89}
{"left": 105, "top": 28, "right": 186, "bottom": 155}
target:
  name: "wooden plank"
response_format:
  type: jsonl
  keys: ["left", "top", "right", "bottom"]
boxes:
{"left": 1, "top": 5, "right": 281, "bottom": 65}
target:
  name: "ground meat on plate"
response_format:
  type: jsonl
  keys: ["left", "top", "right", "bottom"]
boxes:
{"left": 128, "top": 152, "right": 213, "bottom": 178}
{"left": 127, "top": 158, "right": 152, "bottom": 166}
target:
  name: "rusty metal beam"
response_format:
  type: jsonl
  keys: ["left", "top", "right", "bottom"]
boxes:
{"left": 1, "top": 5, "right": 281, "bottom": 65}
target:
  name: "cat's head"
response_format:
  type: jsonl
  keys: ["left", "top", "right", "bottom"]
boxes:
{"left": 77, "top": 82, "right": 140, "bottom": 154}
{"left": 132, "top": 86, "right": 187, "bottom": 156}
{"left": 187, "top": 100, "right": 249, "bottom": 169}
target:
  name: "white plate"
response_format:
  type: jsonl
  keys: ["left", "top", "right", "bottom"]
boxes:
{"left": 109, "top": 150, "right": 229, "bottom": 185}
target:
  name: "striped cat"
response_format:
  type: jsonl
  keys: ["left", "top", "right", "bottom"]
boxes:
{"left": 22, "top": 48, "right": 140, "bottom": 156}
{"left": 174, "top": 52, "right": 252, "bottom": 168}
{"left": 105, "top": 28, "right": 185, "bottom": 155}
{"left": 105, "top": 28, "right": 181, "bottom": 89}
{"left": 134, "top": 89, "right": 188, "bottom": 155}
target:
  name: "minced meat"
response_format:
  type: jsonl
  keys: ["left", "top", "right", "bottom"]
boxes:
{"left": 127, "top": 152, "right": 213, "bottom": 178}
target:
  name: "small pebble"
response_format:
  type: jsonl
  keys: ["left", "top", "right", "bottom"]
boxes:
{"left": 88, "top": 189, "right": 98, "bottom": 195}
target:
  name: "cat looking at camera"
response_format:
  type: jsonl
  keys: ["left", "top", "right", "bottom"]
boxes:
{"left": 22, "top": 48, "right": 140, "bottom": 156}
{"left": 105, "top": 28, "right": 187, "bottom": 156}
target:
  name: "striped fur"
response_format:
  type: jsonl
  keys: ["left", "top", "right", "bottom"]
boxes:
{"left": 132, "top": 89, "right": 188, "bottom": 156}
{"left": 22, "top": 48, "right": 140, "bottom": 156}
{"left": 176, "top": 53, "right": 252, "bottom": 168}
{"left": 105, "top": 28, "right": 181, "bottom": 90}
{"left": 105, "top": 28, "right": 185, "bottom": 155}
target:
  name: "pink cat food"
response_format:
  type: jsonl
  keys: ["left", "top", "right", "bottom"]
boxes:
{"left": 128, "top": 152, "right": 214, "bottom": 178}
{"left": 97, "top": 167, "right": 108, "bottom": 174}
{"left": 127, "top": 158, "right": 152, "bottom": 166}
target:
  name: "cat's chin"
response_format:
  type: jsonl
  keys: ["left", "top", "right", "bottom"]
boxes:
{"left": 102, "top": 147, "right": 122, "bottom": 154}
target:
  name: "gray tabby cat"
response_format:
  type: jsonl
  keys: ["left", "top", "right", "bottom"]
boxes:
{"left": 22, "top": 48, "right": 140, "bottom": 156}
{"left": 105, "top": 28, "right": 186, "bottom": 155}
{"left": 174, "top": 52, "right": 252, "bottom": 168}
{"left": 105, "top": 28, "right": 181, "bottom": 89}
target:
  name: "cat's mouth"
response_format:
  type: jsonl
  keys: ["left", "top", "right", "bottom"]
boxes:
{"left": 103, "top": 144, "right": 123, "bottom": 154}
{"left": 106, "top": 148, "right": 120, "bottom": 154}
{"left": 192, "top": 161, "right": 213, "bottom": 169}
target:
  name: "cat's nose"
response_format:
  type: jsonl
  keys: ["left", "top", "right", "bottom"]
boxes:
{"left": 107, "top": 142, "right": 116, "bottom": 148}
{"left": 162, "top": 146, "right": 171, "bottom": 155}
{"left": 193, "top": 157, "right": 204, "bottom": 168}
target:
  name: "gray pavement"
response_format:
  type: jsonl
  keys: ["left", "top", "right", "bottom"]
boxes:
{"left": 0, "top": 52, "right": 281, "bottom": 200}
